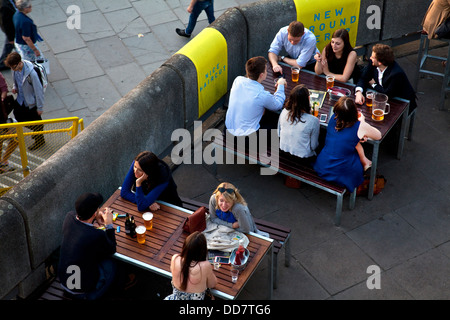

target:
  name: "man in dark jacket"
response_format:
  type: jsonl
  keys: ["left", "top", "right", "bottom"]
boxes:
{"left": 0, "top": 0, "right": 16, "bottom": 70}
{"left": 58, "top": 192, "right": 117, "bottom": 300}
{"left": 355, "top": 43, "right": 417, "bottom": 113}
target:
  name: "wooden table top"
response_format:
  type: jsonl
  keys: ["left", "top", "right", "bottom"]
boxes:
{"left": 101, "top": 189, "right": 273, "bottom": 300}
{"left": 263, "top": 62, "right": 409, "bottom": 140}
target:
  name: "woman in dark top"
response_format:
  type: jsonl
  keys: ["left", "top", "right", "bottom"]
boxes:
{"left": 314, "top": 28, "right": 360, "bottom": 83}
{"left": 13, "top": 0, "right": 44, "bottom": 61}
{"left": 121, "top": 151, "right": 182, "bottom": 212}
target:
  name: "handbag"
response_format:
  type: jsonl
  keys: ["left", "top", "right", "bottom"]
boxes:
{"left": 183, "top": 206, "right": 207, "bottom": 234}
{"left": 356, "top": 174, "right": 387, "bottom": 196}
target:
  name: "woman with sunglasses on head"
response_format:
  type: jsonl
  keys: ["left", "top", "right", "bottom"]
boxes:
{"left": 121, "top": 151, "right": 182, "bottom": 212}
{"left": 208, "top": 182, "right": 269, "bottom": 237}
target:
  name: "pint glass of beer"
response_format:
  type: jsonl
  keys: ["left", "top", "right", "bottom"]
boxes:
{"left": 326, "top": 75, "right": 335, "bottom": 90}
{"left": 143, "top": 212, "right": 153, "bottom": 230}
{"left": 136, "top": 226, "right": 146, "bottom": 244}
{"left": 291, "top": 67, "right": 300, "bottom": 82}
{"left": 366, "top": 91, "right": 374, "bottom": 108}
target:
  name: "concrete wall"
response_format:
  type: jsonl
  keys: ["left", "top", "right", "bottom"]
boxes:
{"left": 0, "top": 0, "right": 430, "bottom": 299}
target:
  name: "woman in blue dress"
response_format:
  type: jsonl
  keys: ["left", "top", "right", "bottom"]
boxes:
{"left": 314, "top": 97, "right": 381, "bottom": 191}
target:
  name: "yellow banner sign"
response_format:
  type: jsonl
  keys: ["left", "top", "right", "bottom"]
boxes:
{"left": 294, "top": 0, "right": 361, "bottom": 52}
{"left": 176, "top": 28, "right": 228, "bottom": 118}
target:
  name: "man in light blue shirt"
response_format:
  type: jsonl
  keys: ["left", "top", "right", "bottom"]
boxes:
{"left": 268, "top": 21, "right": 319, "bottom": 74}
{"left": 225, "top": 56, "right": 286, "bottom": 137}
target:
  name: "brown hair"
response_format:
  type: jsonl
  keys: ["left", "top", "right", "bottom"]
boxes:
{"left": 284, "top": 85, "right": 311, "bottom": 124}
{"left": 4, "top": 52, "right": 22, "bottom": 68}
{"left": 288, "top": 21, "right": 305, "bottom": 37}
{"left": 178, "top": 231, "right": 208, "bottom": 291}
{"left": 333, "top": 96, "right": 358, "bottom": 131}
{"left": 325, "top": 29, "right": 353, "bottom": 65}
{"left": 372, "top": 43, "right": 395, "bottom": 66}
{"left": 245, "top": 56, "right": 267, "bottom": 81}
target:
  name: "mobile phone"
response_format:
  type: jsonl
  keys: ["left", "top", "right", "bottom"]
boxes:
{"left": 319, "top": 113, "right": 327, "bottom": 122}
{"left": 214, "top": 256, "right": 230, "bottom": 264}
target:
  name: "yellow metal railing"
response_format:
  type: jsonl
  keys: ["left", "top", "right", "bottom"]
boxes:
{"left": 0, "top": 117, "right": 84, "bottom": 195}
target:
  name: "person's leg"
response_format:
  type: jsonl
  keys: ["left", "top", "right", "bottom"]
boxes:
{"left": 185, "top": 1, "right": 204, "bottom": 35}
{"left": 204, "top": 0, "right": 215, "bottom": 24}
{"left": 84, "top": 258, "right": 117, "bottom": 300}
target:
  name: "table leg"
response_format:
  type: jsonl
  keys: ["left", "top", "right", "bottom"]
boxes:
{"left": 368, "top": 142, "right": 379, "bottom": 200}
{"left": 268, "top": 244, "right": 273, "bottom": 299}
{"left": 396, "top": 105, "right": 409, "bottom": 160}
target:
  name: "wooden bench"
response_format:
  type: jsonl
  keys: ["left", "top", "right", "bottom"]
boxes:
{"left": 180, "top": 196, "right": 291, "bottom": 289}
{"left": 212, "top": 134, "right": 356, "bottom": 226}
{"left": 38, "top": 278, "right": 72, "bottom": 300}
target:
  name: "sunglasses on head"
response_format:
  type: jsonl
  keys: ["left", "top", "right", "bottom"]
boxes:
{"left": 218, "top": 187, "right": 235, "bottom": 194}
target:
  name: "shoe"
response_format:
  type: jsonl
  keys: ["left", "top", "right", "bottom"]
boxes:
{"left": 176, "top": 28, "right": 191, "bottom": 38}
{"left": 124, "top": 273, "right": 137, "bottom": 290}
{"left": 28, "top": 140, "right": 45, "bottom": 151}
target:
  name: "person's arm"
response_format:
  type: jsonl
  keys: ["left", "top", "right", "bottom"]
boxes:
{"left": 268, "top": 30, "right": 284, "bottom": 73}
{"left": 121, "top": 161, "right": 138, "bottom": 203}
{"left": 310, "top": 117, "right": 320, "bottom": 152}
{"left": 204, "top": 261, "right": 217, "bottom": 289}
{"left": 262, "top": 83, "right": 286, "bottom": 111}
{"left": 314, "top": 48, "right": 326, "bottom": 75}
{"left": 22, "top": 35, "right": 40, "bottom": 57}
{"left": 30, "top": 69, "right": 44, "bottom": 114}
{"left": 326, "top": 51, "right": 358, "bottom": 83}
{"left": 187, "top": 0, "right": 197, "bottom": 13}
{"left": 355, "top": 63, "right": 374, "bottom": 104}
{"left": 231, "top": 204, "right": 255, "bottom": 234}
{"left": 358, "top": 116, "right": 382, "bottom": 141}
{"left": 295, "top": 36, "right": 318, "bottom": 69}
{"left": 135, "top": 181, "right": 168, "bottom": 212}
{"left": 0, "top": 73, "right": 8, "bottom": 101}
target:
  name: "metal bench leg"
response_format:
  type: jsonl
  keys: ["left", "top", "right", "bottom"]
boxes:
{"left": 273, "top": 253, "right": 278, "bottom": 290}
{"left": 349, "top": 188, "right": 356, "bottom": 210}
{"left": 440, "top": 44, "right": 450, "bottom": 111}
{"left": 334, "top": 194, "right": 343, "bottom": 226}
{"left": 415, "top": 34, "right": 426, "bottom": 91}
{"left": 284, "top": 236, "right": 291, "bottom": 268}
{"left": 407, "top": 109, "right": 416, "bottom": 141}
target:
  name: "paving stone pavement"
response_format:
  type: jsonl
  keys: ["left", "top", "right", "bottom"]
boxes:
{"left": 1, "top": 0, "right": 259, "bottom": 127}
{"left": 10, "top": 0, "right": 450, "bottom": 300}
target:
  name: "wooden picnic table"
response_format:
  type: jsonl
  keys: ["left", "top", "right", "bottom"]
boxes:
{"left": 263, "top": 62, "right": 410, "bottom": 199}
{"left": 101, "top": 189, "right": 274, "bottom": 300}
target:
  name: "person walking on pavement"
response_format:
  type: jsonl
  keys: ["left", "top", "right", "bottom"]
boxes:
{"left": 13, "top": 0, "right": 44, "bottom": 62}
{"left": 5, "top": 52, "right": 45, "bottom": 150}
{"left": 0, "top": 0, "right": 17, "bottom": 70}
{"left": 176, "top": 0, "right": 215, "bottom": 38}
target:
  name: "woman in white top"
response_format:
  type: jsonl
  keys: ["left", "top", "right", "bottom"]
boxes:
{"left": 278, "top": 84, "right": 320, "bottom": 167}
{"left": 166, "top": 232, "right": 217, "bottom": 300}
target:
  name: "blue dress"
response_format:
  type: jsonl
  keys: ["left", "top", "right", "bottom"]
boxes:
{"left": 313, "top": 115, "right": 364, "bottom": 191}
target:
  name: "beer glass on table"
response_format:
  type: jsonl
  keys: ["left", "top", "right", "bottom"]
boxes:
{"left": 291, "top": 67, "right": 300, "bottom": 82}
{"left": 136, "top": 226, "right": 146, "bottom": 244}
{"left": 143, "top": 212, "right": 153, "bottom": 230}
{"left": 326, "top": 75, "right": 335, "bottom": 90}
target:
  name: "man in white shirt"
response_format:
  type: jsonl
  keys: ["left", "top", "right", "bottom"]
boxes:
{"left": 225, "top": 56, "right": 286, "bottom": 137}
{"left": 268, "top": 21, "right": 319, "bottom": 74}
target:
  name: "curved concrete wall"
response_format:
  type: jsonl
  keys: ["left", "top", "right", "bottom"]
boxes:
{"left": 0, "top": 0, "right": 430, "bottom": 299}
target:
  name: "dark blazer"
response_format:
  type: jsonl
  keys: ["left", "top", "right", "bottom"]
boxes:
{"left": 356, "top": 60, "right": 417, "bottom": 112}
